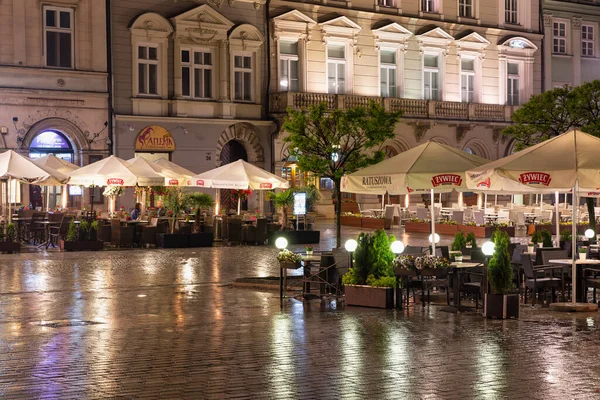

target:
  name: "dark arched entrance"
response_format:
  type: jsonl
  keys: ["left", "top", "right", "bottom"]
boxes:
{"left": 220, "top": 140, "right": 248, "bottom": 212}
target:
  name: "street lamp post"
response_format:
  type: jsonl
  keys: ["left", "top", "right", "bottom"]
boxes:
{"left": 345, "top": 239, "right": 358, "bottom": 270}
{"left": 276, "top": 237, "right": 288, "bottom": 299}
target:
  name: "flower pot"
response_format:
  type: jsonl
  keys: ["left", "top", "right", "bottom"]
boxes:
{"left": 527, "top": 246, "right": 534, "bottom": 254}
{"left": 579, "top": 252, "right": 587, "bottom": 261}
{"left": 537, "top": 243, "right": 544, "bottom": 248}
{"left": 484, "top": 293, "right": 519, "bottom": 319}
{"left": 405, "top": 222, "right": 431, "bottom": 233}
{"left": 306, "top": 250, "right": 313, "bottom": 256}
{"left": 344, "top": 285, "right": 394, "bottom": 309}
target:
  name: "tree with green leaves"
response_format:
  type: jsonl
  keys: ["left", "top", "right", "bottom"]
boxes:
{"left": 267, "top": 189, "right": 294, "bottom": 230}
{"left": 503, "top": 80, "right": 600, "bottom": 231}
{"left": 186, "top": 193, "right": 215, "bottom": 233}
{"left": 283, "top": 101, "right": 403, "bottom": 247}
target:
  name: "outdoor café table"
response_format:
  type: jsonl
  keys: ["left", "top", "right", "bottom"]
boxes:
{"left": 37, "top": 220, "right": 61, "bottom": 248}
{"left": 279, "top": 255, "right": 306, "bottom": 299}
{"left": 549, "top": 259, "right": 600, "bottom": 302}
{"left": 524, "top": 213, "right": 541, "bottom": 224}
{"left": 449, "top": 261, "right": 484, "bottom": 307}
{"left": 302, "top": 254, "right": 323, "bottom": 296}
{"left": 364, "top": 209, "right": 384, "bottom": 217}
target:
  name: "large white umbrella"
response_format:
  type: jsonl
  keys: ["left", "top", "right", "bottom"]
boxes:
{"left": 67, "top": 155, "right": 165, "bottom": 187}
{"left": 32, "top": 155, "right": 80, "bottom": 211}
{"left": 189, "top": 159, "right": 289, "bottom": 215}
{"left": 153, "top": 158, "right": 196, "bottom": 183}
{"left": 342, "top": 141, "right": 490, "bottom": 254}
{"left": 466, "top": 129, "right": 600, "bottom": 306}
{"left": 126, "top": 157, "right": 189, "bottom": 187}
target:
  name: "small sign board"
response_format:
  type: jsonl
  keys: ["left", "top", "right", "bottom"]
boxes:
{"left": 293, "top": 193, "right": 306, "bottom": 215}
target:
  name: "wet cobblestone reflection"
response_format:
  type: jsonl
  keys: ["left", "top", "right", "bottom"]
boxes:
{"left": 0, "top": 224, "right": 599, "bottom": 398}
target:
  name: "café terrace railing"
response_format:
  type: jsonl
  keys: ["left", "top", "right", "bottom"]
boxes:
{"left": 269, "top": 91, "right": 516, "bottom": 122}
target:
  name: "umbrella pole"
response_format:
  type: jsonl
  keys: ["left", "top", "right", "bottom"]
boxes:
{"left": 215, "top": 189, "right": 220, "bottom": 215}
{"left": 430, "top": 189, "right": 436, "bottom": 255}
{"left": 484, "top": 193, "right": 487, "bottom": 211}
{"left": 90, "top": 185, "right": 95, "bottom": 215}
{"left": 572, "top": 182, "right": 578, "bottom": 305}
{"left": 555, "top": 191, "right": 560, "bottom": 246}
{"left": 46, "top": 187, "right": 51, "bottom": 212}
{"left": 259, "top": 190, "right": 264, "bottom": 216}
{"left": 8, "top": 178, "right": 11, "bottom": 224}
{"left": 237, "top": 197, "right": 241, "bottom": 216}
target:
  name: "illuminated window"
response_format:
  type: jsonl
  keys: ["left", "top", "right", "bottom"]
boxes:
{"left": 505, "top": 0, "right": 517, "bottom": 24}
{"left": 459, "top": 0, "right": 473, "bottom": 18}
{"left": 422, "top": 0, "right": 436, "bottom": 13}
{"left": 137, "top": 45, "right": 159, "bottom": 95}
{"left": 506, "top": 63, "right": 520, "bottom": 105}
{"left": 553, "top": 22, "right": 567, "bottom": 54}
{"left": 233, "top": 54, "right": 253, "bottom": 101}
{"left": 460, "top": 58, "right": 475, "bottom": 103}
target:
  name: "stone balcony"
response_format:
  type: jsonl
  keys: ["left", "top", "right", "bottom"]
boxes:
{"left": 269, "top": 92, "right": 517, "bottom": 123}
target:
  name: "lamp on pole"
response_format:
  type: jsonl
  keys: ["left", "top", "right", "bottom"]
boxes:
{"left": 345, "top": 239, "right": 358, "bottom": 269}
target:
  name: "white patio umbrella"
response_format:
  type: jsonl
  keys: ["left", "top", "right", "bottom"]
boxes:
{"left": 67, "top": 155, "right": 166, "bottom": 212}
{"left": 32, "top": 154, "right": 80, "bottom": 211}
{"left": 126, "top": 157, "right": 191, "bottom": 187}
{"left": 465, "top": 129, "right": 600, "bottom": 306}
{"left": 0, "top": 151, "right": 69, "bottom": 222}
{"left": 153, "top": 158, "right": 196, "bottom": 183}
{"left": 341, "top": 141, "right": 490, "bottom": 254}
{"left": 189, "top": 159, "right": 289, "bottom": 215}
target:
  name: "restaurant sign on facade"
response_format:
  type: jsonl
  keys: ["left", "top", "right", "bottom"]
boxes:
{"left": 135, "top": 126, "right": 176, "bottom": 151}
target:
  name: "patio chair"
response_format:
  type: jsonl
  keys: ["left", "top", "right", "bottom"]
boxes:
{"left": 28, "top": 212, "right": 46, "bottom": 244}
{"left": 227, "top": 218, "right": 243, "bottom": 245}
{"left": 416, "top": 208, "right": 428, "bottom": 220}
{"left": 48, "top": 215, "right": 72, "bottom": 248}
{"left": 522, "top": 255, "right": 563, "bottom": 306}
{"left": 497, "top": 210, "right": 510, "bottom": 224}
{"left": 457, "top": 266, "right": 484, "bottom": 309}
{"left": 473, "top": 211, "right": 484, "bottom": 226}
{"left": 583, "top": 266, "right": 600, "bottom": 303}
{"left": 420, "top": 266, "right": 449, "bottom": 306}
{"left": 403, "top": 245, "right": 425, "bottom": 256}
{"left": 139, "top": 218, "right": 158, "bottom": 247}
{"left": 535, "top": 247, "right": 561, "bottom": 266}
{"left": 97, "top": 221, "right": 112, "bottom": 242}
{"left": 429, "top": 245, "right": 449, "bottom": 260}
{"left": 110, "top": 219, "right": 134, "bottom": 248}
{"left": 452, "top": 210, "right": 464, "bottom": 225}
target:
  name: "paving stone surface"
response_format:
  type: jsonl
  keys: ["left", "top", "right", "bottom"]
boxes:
{"left": 0, "top": 223, "right": 598, "bottom": 399}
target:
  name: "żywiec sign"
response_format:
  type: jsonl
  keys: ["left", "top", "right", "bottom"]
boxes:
{"left": 519, "top": 172, "right": 551, "bottom": 186}
{"left": 259, "top": 183, "right": 273, "bottom": 189}
{"left": 362, "top": 176, "right": 392, "bottom": 186}
{"left": 107, "top": 178, "right": 124, "bottom": 185}
{"left": 196, "top": 180, "right": 205, "bottom": 187}
{"left": 431, "top": 174, "right": 462, "bottom": 187}
{"left": 168, "top": 179, "right": 179, "bottom": 186}
{"left": 476, "top": 178, "right": 491, "bottom": 188}
{"left": 135, "top": 126, "right": 176, "bottom": 152}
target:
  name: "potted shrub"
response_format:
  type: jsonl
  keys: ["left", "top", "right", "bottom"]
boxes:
{"left": 156, "top": 188, "right": 191, "bottom": 248}
{"left": 560, "top": 230, "right": 572, "bottom": 250}
{"left": 79, "top": 220, "right": 90, "bottom": 242}
{"left": 540, "top": 229, "right": 553, "bottom": 248}
{"left": 466, "top": 232, "right": 477, "bottom": 249}
{"left": 450, "top": 232, "right": 466, "bottom": 261}
{"left": 484, "top": 230, "right": 519, "bottom": 319}
{"left": 0, "top": 223, "right": 20, "bottom": 253}
{"left": 342, "top": 230, "right": 396, "bottom": 308}
{"left": 90, "top": 220, "right": 99, "bottom": 242}
{"left": 268, "top": 190, "right": 294, "bottom": 230}
{"left": 527, "top": 242, "right": 535, "bottom": 254}
{"left": 305, "top": 246, "right": 313, "bottom": 255}
{"left": 277, "top": 248, "right": 302, "bottom": 269}
{"left": 531, "top": 230, "right": 542, "bottom": 248}
{"left": 579, "top": 247, "right": 587, "bottom": 260}
{"left": 60, "top": 221, "right": 79, "bottom": 251}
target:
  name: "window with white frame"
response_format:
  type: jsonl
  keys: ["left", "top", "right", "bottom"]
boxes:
{"left": 380, "top": 50, "right": 397, "bottom": 97}
{"left": 181, "top": 49, "right": 213, "bottom": 99}
{"left": 459, "top": 0, "right": 473, "bottom": 18}
{"left": 327, "top": 44, "right": 346, "bottom": 94}
{"left": 460, "top": 58, "right": 475, "bottom": 103}
{"left": 422, "top": 0, "right": 436, "bottom": 13}
{"left": 505, "top": 0, "right": 517, "bottom": 24}
{"left": 553, "top": 22, "right": 567, "bottom": 54}
{"left": 44, "top": 7, "right": 73, "bottom": 68}
{"left": 506, "top": 62, "right": 519, "bottom": 105}
{"left": 137, "top": 45, "right": 159, "bottom": 95}
{"left": 423, "top": 54, "right": 439, "bottom": 100}
{"left": 582, "top": 25, "right": 595, "bottom": 57}
{"left": 379, "top": 0, "right": 394, "bottom": 7}
{"left": 234, "top": 54, "right": 253, "bottom": 101}
{"left": 279, "top": 41, "right": 299, "bottom": 92}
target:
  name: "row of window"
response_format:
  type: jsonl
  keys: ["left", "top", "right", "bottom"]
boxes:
{"left": 137, "top": 44, "right": 254, "bottom": 102}
{"left": 553, "top": 21, "right": 596, "bottom": 56}
{"left": 375, "top": 0, "right": 518, "bottom": 23}
{"left": 282, "top": 42, "right": 521, "bottom": 105}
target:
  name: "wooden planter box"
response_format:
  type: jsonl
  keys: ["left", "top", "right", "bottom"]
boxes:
{"left": 361, "top": 217, "right": 386, "bottom": 230}
{"left": 534, "top": 225, "right": 556, "bottom": 235}
{"left": 0, "top": 242, "right": 20, "bottom": 253}
{"left": 484, "top": 293, "right": 519, "bottom": 319}
{"left": 496, "top": 226, "right": 516, "bottom": 237}
{"left": 156, "top": 233, "right": 190, "bottom": 248}
{"left": 59, "top": 240, "right": 104, "bottom": 252}
{"left": 435, "top": 224, "right": 459, "bottom": 235}
{"left": 458, "top": 225, "right": 492, "bottom": 238}
{"left": 345, "top": 285, "right": 394, "bottom": 309}
{"left": 405, "top": 222, "right": 431, "bottom": 234}
{"left": 268, "top": 230, "right": 321, "bottom": 245}
{"left": 189, "top": 233, "right": 214, "bottom": 248}
{"left": 340, "top": 216, "right": 362, "bottom": 227}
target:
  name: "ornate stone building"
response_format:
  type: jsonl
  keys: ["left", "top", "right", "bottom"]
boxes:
{"left": 542, "top": 0, "right": 600, "bottom": 88}
{"left": 111, "top": 0, "right": 273, "bottom": 211}
{"left": 0, "top": 0, "right": 109, "bottom": 208}
{"left": 268, "top": 0, "right": 543, "bottom": 207}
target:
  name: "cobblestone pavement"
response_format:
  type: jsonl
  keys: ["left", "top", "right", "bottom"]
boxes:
{"left": 1, "top": 223, "right": 599, "bottom": 399}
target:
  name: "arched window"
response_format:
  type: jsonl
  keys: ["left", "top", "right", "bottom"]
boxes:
{"left": 29, "top": 131, "right": 74, "bottom": 162}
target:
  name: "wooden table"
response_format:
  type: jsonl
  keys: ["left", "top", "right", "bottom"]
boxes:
{"left": 549, "top": 258, "right": 600, "bottom": 302}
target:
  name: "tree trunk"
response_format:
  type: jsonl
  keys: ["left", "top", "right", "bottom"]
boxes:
{"left": 586, "top": 197, "right": 596, "bottom": 232}
{"left": 334, "top": 177, "right": 342, "bottom": 248}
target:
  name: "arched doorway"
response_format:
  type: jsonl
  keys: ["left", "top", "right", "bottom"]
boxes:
{"left": 29, "top": 130, "right": 75, "bottom": 210}
{"left": 220, "top": 140, "right": 248, "bottom": 212}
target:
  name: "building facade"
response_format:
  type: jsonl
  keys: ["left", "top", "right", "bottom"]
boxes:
{"left": 543, "top": 0, "right": 600, "bottom": 88}
{"left": 268, "top": 0, "right": 543, "bottom": 206}
{"left": 0, "top": 0, "right": 109, "bottom": 209}
{"left": 111, "top": 0, "right": 274, "bottom": 211}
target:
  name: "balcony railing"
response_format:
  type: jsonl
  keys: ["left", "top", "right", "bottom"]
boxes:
{"left": 270, "top": 92, "right": 515, "bottom": 122}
